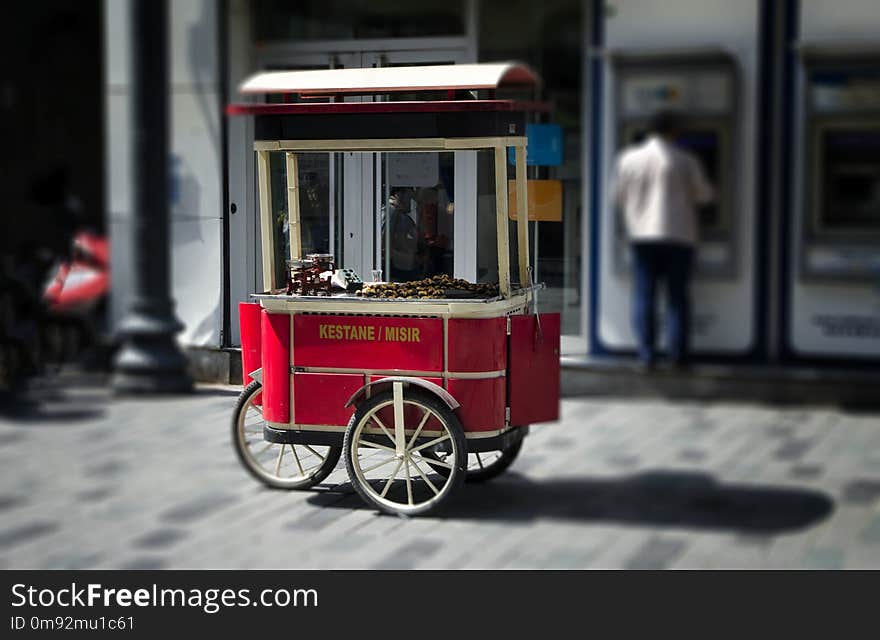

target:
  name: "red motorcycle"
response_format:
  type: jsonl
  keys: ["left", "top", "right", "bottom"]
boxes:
{"left": 41, "top": 231, "right": 110, "bottom": 367}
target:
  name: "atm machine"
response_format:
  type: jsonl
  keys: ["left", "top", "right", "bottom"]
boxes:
{"left": 597, "top": 49, "right": 755, "bottom": 357}
{"left": 788, "top": 50, "right": 880, "bottom": 359}
{"left": 611, "top": 51, "right": 739, "bottom": 276}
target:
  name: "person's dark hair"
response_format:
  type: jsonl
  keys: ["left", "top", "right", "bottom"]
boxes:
{"left": 648, "top": 110, "right": 682, "bottom": 137}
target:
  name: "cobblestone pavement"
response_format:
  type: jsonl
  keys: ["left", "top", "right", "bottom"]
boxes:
{"left": 1, "top": 373, "right": 879, "bottom": 569}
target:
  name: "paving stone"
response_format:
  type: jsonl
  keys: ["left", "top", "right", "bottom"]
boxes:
{"left": 842, "top": 479, "right": 880, "bottom": 506}
{"left": 134, "top": 528, "right": 188, "bottom": 550}
{"left": 161, "top": 493, "right": 238, "bottom": 524}
{"left": 76, "top": 487, "right": 114, "bottom": 503}
{"left": 625, "top": 537, "right": 687, "bottom": 569}
{"left": 766, "top": 425, "right": 795, "bottom": 439}
{"left": 539, "top": 547, "right": 600, "bottom": 568}
{"left": 85, "top": 460, "right": 128, "bottom": 477}
{"left": 774, "top": 439, "right": 814, "bottom": 461}
{"left": 286, "top": 500, "right": 358, "bottom": 531}
{"left": 373, "top": 539, "right": 444, "bottom": 569}
{"left": 511, "top": 455, "right": 544, "bottom": 472}
{"left": 689, "top": 419, "right": 717, "bottom": 432}
{"left": 789, "top": 464, "right": 824, "bottom": 479}
{"left": 607, "top": 454, "right": 640, "bottom": 468}
{"left": 735, "top": 534, "right": 775, "bottom": 547}
{"left": 40, "top": 552, "right": 104, "bottom": 570}
{"left": 0, "top": 431, "right": 25, "bottom": 446}
{"left": 0, "top": 495, "right": 24, "bottom": 511}
{"left": 545, "top": 437, "right": 575, "bottom": 449}
{"left": 0, "top": 521, "right": 60, "bottom": 549}
{"left": 118, "top": 556, "right": 168, "bottom": 570}
{"left": 860, "top": 514, "right": 880, "bottom": 544}
{"left": 801, "top": 547, "right": 844, "bottom": 569}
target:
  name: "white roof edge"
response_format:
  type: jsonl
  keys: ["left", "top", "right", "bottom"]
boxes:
{"left": 239, "top": 62, "right": 539, "bottom": 95}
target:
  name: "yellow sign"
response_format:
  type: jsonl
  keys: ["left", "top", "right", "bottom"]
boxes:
{"left": 319, "top": 324, "right": 421, "bottom": 343}
{"left": 508, "top": 179, "right": 563, "bottom": 222}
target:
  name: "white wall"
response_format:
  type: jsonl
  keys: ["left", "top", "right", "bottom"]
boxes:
{"left": 105, "top": 0, "right": 224, "bottom": 347}
{"left": 597, "top": 0, "right": 759, "bottom": 354}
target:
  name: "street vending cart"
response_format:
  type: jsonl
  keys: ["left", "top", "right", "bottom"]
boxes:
{"left": 227, "top": 63, "right": 560, "bottom": 516}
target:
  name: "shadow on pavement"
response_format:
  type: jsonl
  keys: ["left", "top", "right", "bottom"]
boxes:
{"left": 0, "top": 390, "right": 106, "bottom": 425}
{"left": 0, "top": 369, "right": 240, "bottom": 424}
{"left": 309, "top": 470, "right": 834, "bottom": 534}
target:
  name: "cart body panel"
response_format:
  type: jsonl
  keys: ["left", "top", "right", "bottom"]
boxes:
{"left": 448, "top": 317, "right": 508, "bottom": 372}
{"left": 509, "top": 312, "right": 561, "bottom": 425}
{"left": 293, "top": 314, "right": 443, "bottom": 372}
{"left": 447, "top": 377, "right": 507, "bottom": 432}
{"left": 260, "top": 309, "right": 291, "bottom": 423}
{"left": 239, "top": 302, "right": 262, "bottom": 386}
{"left": 293, "top": 372, "right": 362, "bottom": 426}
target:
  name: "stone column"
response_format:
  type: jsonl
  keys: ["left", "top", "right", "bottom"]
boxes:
{"left": 112, "top": 0, "right": 192, "bottom": 393}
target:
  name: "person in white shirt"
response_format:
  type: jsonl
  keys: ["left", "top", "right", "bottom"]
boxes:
{"left": 612, "top": 111, "right": 714, "bottom": 368}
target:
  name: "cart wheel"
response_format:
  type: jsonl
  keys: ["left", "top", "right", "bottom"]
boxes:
{"left": 344, "top": 387, "right": 466, "bottom": 516}
{"left": 428, "top": 427, "right": 525, "bottom": 483}
{"left": 232, "top": 380, "right": 341, "bottom": 489}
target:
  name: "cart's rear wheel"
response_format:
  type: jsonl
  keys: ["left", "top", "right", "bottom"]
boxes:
{"left": 232, "top": 380, "right": 341, "bottom": 489}
{"left": 344, "top": 387, "right": 466, "bottom": 516}
{"left": 428, "top": 427, "right": 525, "bottom": 483}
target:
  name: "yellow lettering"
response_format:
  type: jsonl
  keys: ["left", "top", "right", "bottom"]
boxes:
{"left": 373, "top": 326, "right": 423, "bottom": 342}
{"left": 317, "top": 323, "right": 391, "bottom": 340}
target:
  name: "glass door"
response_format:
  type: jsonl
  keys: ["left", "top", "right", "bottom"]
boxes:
{"left": 349, "top": 49, "right": 476, "bottom": 283}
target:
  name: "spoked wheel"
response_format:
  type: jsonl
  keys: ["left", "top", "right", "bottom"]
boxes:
{"left": 232, "top": 380, "right": 341, "bottom": 489}
{"left": 429, "top": 427, "right": 525, "bottom": 483}
{"left": 344, "top": 386, "right": 466, "bottom": 516}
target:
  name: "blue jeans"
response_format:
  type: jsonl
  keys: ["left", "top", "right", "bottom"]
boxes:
{"left": 632, "top": 242, "right": 694, "bottom": 364}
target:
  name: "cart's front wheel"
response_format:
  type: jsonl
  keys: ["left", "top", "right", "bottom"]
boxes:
{"left": 232, "top": 380, "right": 341, "bottom": 489}
{"left": 344, "top": 387, "right": 466, "bottom": 516}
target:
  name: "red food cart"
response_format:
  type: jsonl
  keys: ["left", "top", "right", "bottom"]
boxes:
{"left": 227, "top": 63, "right": 560, "bottom": 515}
